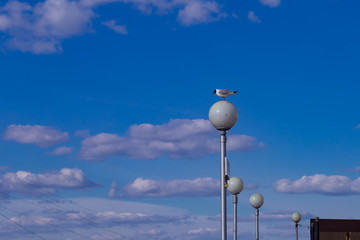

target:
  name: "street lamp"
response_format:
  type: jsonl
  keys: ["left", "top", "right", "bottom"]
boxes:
{"left": 227, "top": 177, "right": 244, "bottom": 240}
{"left": 209, "top": 100, "right": 238, "bottom": 240}
{"left": 250, "top": 193, "right": 264, "bottom": 240}
{"left": 291, "top": 212, "right": 302, "bottom": 240}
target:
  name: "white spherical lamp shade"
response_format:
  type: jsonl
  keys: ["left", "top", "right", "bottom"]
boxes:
{"left": 209, "top": 101, "right": 238, "bottom": 131}
{"left": 249, "top": 193, "right": 264, "bottom": 209}
{"left": 227, "top": 177, "right": 244, "bottom": 195}
{"left": 291, "top": 212, "right": 301, "bottom": 223}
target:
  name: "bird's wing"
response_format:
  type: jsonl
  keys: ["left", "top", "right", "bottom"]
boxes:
{"left": 218, "top": 89, "right": 232, "bottom": 94}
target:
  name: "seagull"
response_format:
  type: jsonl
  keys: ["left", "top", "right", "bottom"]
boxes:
{"left": 212, "top": 89, "right": 238, "bottom": 100}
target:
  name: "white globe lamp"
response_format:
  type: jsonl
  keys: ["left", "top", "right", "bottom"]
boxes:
{"left": 250, "top": 193, "right": 264, "bottom": 209}
{"left": 227, "top": 177, "right": 244, "bottom": 195}
{"left": 209, "top": 101, "right": 238, "bottom": 131}
{"left": 249, "top": 193, "right": 264, "bottom": 240}
{"left": 292, "top": 212, "right": 302, "bottom": 240}
{"left": 292, "top": 212, "right": 302, "bottom": 223}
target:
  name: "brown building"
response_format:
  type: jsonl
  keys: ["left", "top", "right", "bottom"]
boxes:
{"left": 310, "top": 218, "right": 360, "bottom": 240}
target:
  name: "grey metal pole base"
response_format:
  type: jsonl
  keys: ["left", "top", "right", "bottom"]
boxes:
{"left": 220, "top": 130, "right": 227, "bottom": 240}
{"left": 255, "top": 208, "right": 259, "bottom": 240}
{"left": 296, "top": 223, "right": 298, "bottom": 240}
{"left": 233, "top": 195, "right": 238, "bottom": 240}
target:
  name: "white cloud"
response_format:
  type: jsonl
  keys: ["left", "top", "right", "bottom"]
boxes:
{"left": 177, "top": 1, "right": 226, "bottom": 26}
{"left": 4, "top": 124, "right": 69, "bottom": 147}
{"left": 0, "top": 168, "right": 100, "bottom": 197}
{"left": 77, "top": 119, "right": 258, "bottom": 161}
{"left": 188, "top": 228, "right": 216, "bottom": 234}
{"left": 93, "top": 211, "right": 188, "bottom": 224}
{"left": 274, "top": 174, "right": 360, "bottom": 195}
{"left": 186, "top": 227, "right": 218, "bottom": 240}
{"left": 109, "top": 177, "right": 219, "bottom": 198}
{"left": 90, "top": 234, "right": 128, "bottom": 240}
{"left": 10, "top": 215, "right": 56, "bottom": 226}
{"left": 248, "top": 11, "right": 261, "bottom": 23}
{"left": 8, "top": 208, "right": 189, "bottom": 228}
{"left": 109, "top": 177, "right": 258, "bottom": 198}
{"left": 102, "top": 20, "right": 128, "bottom": 35}
{"left": 0, "top": 198, "right": 311, "bottom": 240}
{"left": 138, "top": 229, "right": 167, "bottom": 239}
{"left": 81, "top": 0, "right": 227, "bottom": 25}
{"left": 0, "top": 0, "right": 227, "bottom": 54}
{"left": 4, "top": 209, "right": 189, "bottom": 240}
{"left": 259, "top": 0, "right": 281, "bottom": 8}
{"left": 49, "top": 146, "right": 73, "bottom": 155}
{"left": 0, "top": 0, "right": 95, "bottom": 54}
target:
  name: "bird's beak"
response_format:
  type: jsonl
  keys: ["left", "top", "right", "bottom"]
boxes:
{"left": 212, "top": 90, "right": 216, "bottom": 94}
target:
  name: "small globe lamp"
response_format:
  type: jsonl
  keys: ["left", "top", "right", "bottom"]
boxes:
{"left": 227, "top": 177, "right": 244, "bottom": 240}
{"left": 250, "top": 193, "right": 264, "bottom": 240}
{"left": 291, "top": 212, "right": 302, "bottom": 240}
{"left": 209, "top": 100, "right": 238, "bottom": 240}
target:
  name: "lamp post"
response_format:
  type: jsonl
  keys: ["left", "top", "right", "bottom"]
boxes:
{"left": 227, "top": 177, "right": 244, "bottom": 240}
{"left": 209, "top": 101, "right": 238, "bottom": 240}
{"left": 291, "top": 212, "right": 301, "bottom": 240}
{"left": 250, "top": 193, "right": 264, "bottom": 240}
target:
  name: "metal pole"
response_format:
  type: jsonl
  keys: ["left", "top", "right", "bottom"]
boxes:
{"left": 220, "top": 130, "right": 227, "bottom": 240}
{"left": 233, "top": 195, "right": 238, "bottom": 240}
{"left": 255, "top": 208, "right": 259, "bottom": 240}
{"left": 296, "top": 223, "right": 298, "bottom": 240}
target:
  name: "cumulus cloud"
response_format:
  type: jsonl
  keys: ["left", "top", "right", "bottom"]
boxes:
{"left": 0, "top": 0, "right": 226, "bottom": 54}
{"left": 274, "top": 174, "right": 360, "bottom": 195}
{"left": 138, "top": 229, "right": 167, "bottom": 239}
{"left": 186, "top": 228, "right": 218, "bottom": 240}
{"left": 9, "top": 210, "right": 188, "bottom": 228}
{"left": 102, "top": 20, "right": 127, "bottom": 35}
{"left": 77, "top": 119, "right": 258, "bottom": 161}
{"left": 4, "top": 124, "right": 69, "bottom": 147}
{"left": 248, "top": 11, "right": 261, "bottom": 23}
{"left": 0, "top": 168, "right": 100, "bottom": 197}
{"left": 0, "top": 198, "right": 310, "bottom": 240}
{"left": 0, "top": 0, "right": 95, "bottom": 54}
{"left": 49, "top": 146, "right": 73, "bottom": 155}
{"left": 90, "top": 234, "right": 128, "bottom": 240}
{"left": 1, "top": 210, "right": 190, "bottom": 240}
{"left": 177, "top": 1, "right": 226, "bottom": 26}
{"left": 81, "top": 0, "right": 227, "bottom": 25}
{"left": 109, "top": 177, "right": 219, "bottom": 198}
{"left": 109, "top": 177, "right": 257, "bottom": 198}
{"left": 259, "top": 0, "right": 281, "bottom": 8}
{"left": 93, "top": 211, "right": 188, "bottom": 225}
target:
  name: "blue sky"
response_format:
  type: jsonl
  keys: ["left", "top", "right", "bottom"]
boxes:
{"left": 0, "top": 0, "right": 360, "bottom": 239}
